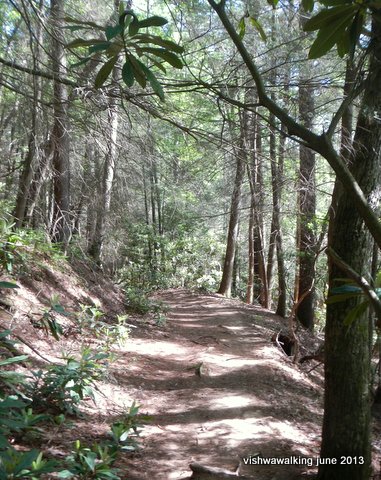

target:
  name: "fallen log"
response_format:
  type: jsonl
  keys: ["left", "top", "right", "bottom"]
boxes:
{"left": 189, "top": 462, "right": 255, "bottom": 480}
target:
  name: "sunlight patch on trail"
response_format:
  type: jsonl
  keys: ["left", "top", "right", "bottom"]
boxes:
{"left": 124, "top": 339, "right": 194, "bottom": 357}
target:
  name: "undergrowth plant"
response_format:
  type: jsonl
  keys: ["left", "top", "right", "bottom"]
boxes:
{"left": 29, "top": 348, "right": 110, "bottom": 415}
{"left": 124, "top": 287, "right": 168, "bottom": 325}
{"left": 0, "top": 334, "right": 145, "bottom": 479}
{"left": 77, "top": 305, "right": 131, "bottom": 349}
{"left": 57, "top": 403, "right": 148, "bottom": 479}
{"left": 0, "top": 219, "right": 65, "bottom": 275}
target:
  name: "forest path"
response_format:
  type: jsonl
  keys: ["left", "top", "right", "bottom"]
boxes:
{"left": 117, "top": 289, "right": 323, "bottom": 480}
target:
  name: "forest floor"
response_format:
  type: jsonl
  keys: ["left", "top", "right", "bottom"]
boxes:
{"left": 2, "top": 257, "right": 381, "bottom": 479}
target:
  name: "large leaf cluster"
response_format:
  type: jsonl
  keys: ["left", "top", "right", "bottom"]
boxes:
{"left": 66, "top": 1, "right": 184, "bottom": 100}
{"left": 266, "top": 0, "right": 378, "bottom": 59}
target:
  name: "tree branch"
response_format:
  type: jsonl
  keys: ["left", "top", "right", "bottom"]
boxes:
{"left": 0, "top": 56, "right": 78, "bottom": 87}
{"left": 207, "top": 0, "right": 381, "bottom": 250}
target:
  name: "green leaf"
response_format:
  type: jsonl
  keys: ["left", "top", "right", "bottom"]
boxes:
{"left": 64, "top": 17, "right": 103, "bottom": 30}
{"left": 120, "top": 9, "right": 136, "bottom": 27}
{"left": 67, "top": 38, "right": 109, "bottom": 49}
{"left": 145, "top": 55, "right": 167, "bottom": 73}
{"left": 308, "top": 13, "right": 356, "bottom": 59}
{"left": 52, "top": 303, "right": 69, "bottom": 316}
{"left": 0, "top": 281, "right": 19, "bottom": 288}
{"left": 0, "top": 355, "right": 28, "bottom": 366}
{"left": 122, "top": 61, "right": 135, "bottom": 87}
{"left": 138, "top": 16, "right": 168, "bottom": 28}
{"left": 105, "top": 24, "right": 123, "bottom": 40}
{"left": 326, "top": 292, "right": 363, "bottom": 304}
{"left": 348, "top": 11, "right": 364, "bottom": 58}
{"left": 343, "top": 300, "right": 369, "bottom": 327}
{"left": 14, "top": 449, "right": 40, "bottom": 474}
{"left": 139, "top": 48, "right": 183, "bottom": 68}
{"left": 0, "top": 396, "right": 28, "bottom": 409}
{"left": 133, "top": 34, "right": 184, "bottom": 53}
{"left": 302, "top": 0, "right": 315, "bottom": 12}
{"left": 88, "top": 42, "right": 111, "bottom": 54}
{"left": 249, "top": 16, "right": 267, "bottom": 41}
{"left": 128, "top": 55, "right": 147, "bottom": 88}
{"left": 94, "top": 56, "right": 118, "bottom": 88}
{"left": 145, "top": 68, "right": 165, "bottom": 100}
{"left": 70, "top": 57, "right": 92, "bottom": 68}
{"left": 331, "top": 285, "right": 362, "bottom": 294}
{"left": 238, "top": 17, "right": 246, "bottom": 39}
{"left": 304, "top": 4, "right": 358, "bottom": 31}
{"left": 129, "top": 16, "right": 140, "bottom": 36}
{"left": 83, "top": 451, "right": 97, "bottom": 471}
{"left": 57, "top": 470, "right": 75, "bottom": 478}
{"left": 336, "top": 30, "right": 350, "bottom": 57}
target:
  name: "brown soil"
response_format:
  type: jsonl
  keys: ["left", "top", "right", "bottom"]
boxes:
{"left": 119, "top": 289, "right": 323, "bottom": 480}
{"left": 2, "top": 260, "right": 381, "bottom": 480}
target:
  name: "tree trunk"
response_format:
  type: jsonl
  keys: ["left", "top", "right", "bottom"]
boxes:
{"left": 296, "top": 79, "right": 316, "bottom": 330}
{"left": 272, "top": 125, "right": 287, "bottom": 318}
{"left": 50, "top": 0, "right": 71, "bottom": 246}
{"left": 218, "top": 124, "right": 246, "bottom": 297}
{"left": 319, "top": 19, "right": 381, "bottom": 480}
{"left": 88, "top": 95, "right": 118, "bottom": 264}
{"left": 13, "top": 1, "right": 43, "bottom": 227}
{"left": 87, "top": 0, "right": 119, "bottom": 264}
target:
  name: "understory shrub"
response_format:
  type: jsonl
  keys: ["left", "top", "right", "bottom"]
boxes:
{"left": 0, "top": 330, "right": 145, "bottom": 479}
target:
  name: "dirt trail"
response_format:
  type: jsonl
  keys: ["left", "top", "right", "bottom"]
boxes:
{"left": 117, "top": 289, "right": 323, "bottom": 480}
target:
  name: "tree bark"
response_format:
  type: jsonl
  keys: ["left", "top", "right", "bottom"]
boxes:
{"left": 296, "top": 79, "right": 316, "bottom": 330}
{"left": 272, "top": 125, "right": 287, "bottom": 318}
{"left": 88, "top": 94, "right": 118, "bottom": 264}
{"left": 13, "top": 1, "right": 44, "bottom": 227}
{"left": 319, "top": 19, "right": 381, "bottom": 480}
{"left": 50, "top": 0, "right": 71, "bottom": 246}
{"left": 218, "top": 117, "right": 246, "bottom": 297}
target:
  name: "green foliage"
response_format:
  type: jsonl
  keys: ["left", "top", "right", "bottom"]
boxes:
{"left": 109, "top": 401, "right": 150, "bottom": 451}
{"left": 58, "top": 440, "right": 120, "bottom": 479}
{"left": 0, "top": 448, "right": 57, "bottom": 479}
{"left": 303, "top": 0, "right": 369, "bottom": 59}
{"left": 238, "top": 14, "right": 267, "bottom": 41}
{"left": 29, "top": 348, "right": 110, "bottom": 415}
{"left": 57, "top": 402, "right": 148, "bottom": 479}
{"left": 119, "top": 221, "right": 224, "bottom": 294}
{"left": 77, "top": 306, "right": 130, "bottom": 349}
{"left": 0, "top": 341, "right": 145, "bottom": 479}
{"left": 0, "top": 331, "right": 27, "bottom": 390}
{"left": 326, "top": 280, "right": 373, "bottom": 326}
{"left": 0, "top": 219, "right": 65, "bottom": 275}
{"left": 0, "top": 282, "right": 19, "bottom": 289}
{"left": 66, "top": 5, "right": 184, "bottom": 99}
{"left": 124, "top": 287, "right": 167, "bottom": 320}
{"left": 124, "top": 287, "right": 152, "bottom": 314}
{"left": 0, "top": 351, "right": 57, "bottom": 479}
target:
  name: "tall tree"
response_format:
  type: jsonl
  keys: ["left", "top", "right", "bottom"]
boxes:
{"left": 296, "top": 78, "right": 316, "bottom": 330}
{"left": 50, "top": 0, "right": 71, "bottom": 246}
{"left": 218, "top": 109, "right": 246, "bottom": 298}
{"left": 319, "top": 22, "right": 381, "bottom": 479}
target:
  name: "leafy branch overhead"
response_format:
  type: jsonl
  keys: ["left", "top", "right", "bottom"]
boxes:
{"left": 66, "top": 1, "right": 184, "bottom": 100}
{"left": 265, "top": 0, "right": 376, "bottom": 59}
